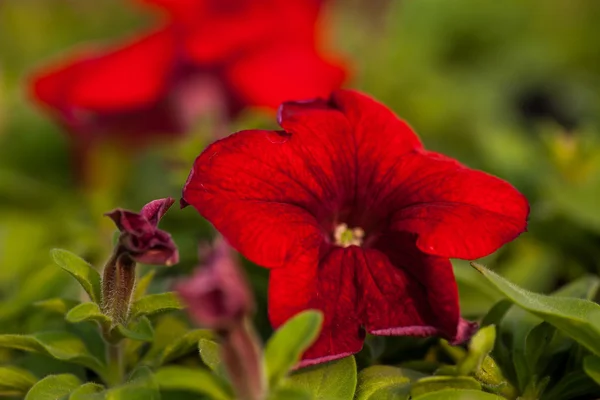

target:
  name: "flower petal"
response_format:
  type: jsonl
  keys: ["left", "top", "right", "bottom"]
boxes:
{"left": 388, "top": 151, "right": 529, "bottom": 259}
{"left": 182, "top": 109, "right": 354, "bottom": 268}
{"left": 140, "top": 197, "right": 175, "bottom": 226}
{"left": 268, "top": 247, "right": 364, "bottom": 367}
{"left": 371, "top": 232, "right": 474, "bottom": 343}
{"left": 30, "top": 28, "right": 174, "bottom": 112}
{"left": 327, "top": 90, "right": 424, "bottom": 218}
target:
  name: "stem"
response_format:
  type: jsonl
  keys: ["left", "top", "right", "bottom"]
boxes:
{"left": 106, "top": 342, "right": 124, "bottom": 386}
{"left": 221, "top": 319, "right": 266, "bottom": 400}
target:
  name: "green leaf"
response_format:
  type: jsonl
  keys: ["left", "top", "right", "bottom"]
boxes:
{"left": 141, "top": 314, "right": 213, "bottom": 367}
{"left": 480, "top": 300, "right": 512, "bottom": 327}
{"left": 410, "top": 376, "right": 481, "bottom": 398}
{"left": 583, "top": 355, "right": 600, "bottom": 385}
{"left": 541, "top": 370, "right": 599, "bottom": 400}
{"left": 72, "top": 367, "right": 160, "bottom": 400}
{"left": 553, "top": 275, "right": 600, "bottom": 300}
{"left": 355, "top": 365, "right": 411, "bottom": 400}
{"left": 51, "top": 249, "right": 102, "bottom": 304}
{"left": 160, "top": 329, "right": 213, "bottom": 365}
{"left": 155, "top": 366, "right": 233, "bottom": 400}
{"left": 66, "top": 302, "right": 112, "bottom": 331}
{"left": 35, "top": 298, "right": 80, "bottom": 315}
{"left": 269, "top": 387, "right": 312, "bottom": 400}
{"left": 285, "top": 356, "right": 357, "bottom": 400}
{"left": 0, "top": 365, "right": 37, "bottom": 396}
{"left": 134, "top": 270, "right": 156, "bottom": 301}
{"left": 472, "top": 262, "right": 600, "bottom": 356}
{"left": 113, "top": 317, "right": 154, "bottom": 342}
{"left": 130, "top": 292, "right": 183, "bottom": 319}
{"left": 0, "top": 331, "right": 106, "bottom": 376}
{"left": 69, "top": 383, "right": 105, "bottom": 399}
{"left": 199, "top": 338, "right": 222, "bottom": 373}
{"left": 456, "top": 325, "right": 496, "bottom": 376}
{"left": 265, "top": 310, "right": 323, "bottom": 388}
{"left": 25, "top": 374, "right": 82, "bottom": 400}
{"left": 412, "top": 389, "right": 504, "bottom": 400}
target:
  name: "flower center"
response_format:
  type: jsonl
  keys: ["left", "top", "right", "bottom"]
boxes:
{"left": 333, "top": 223, "right": 365, "bottom": 247}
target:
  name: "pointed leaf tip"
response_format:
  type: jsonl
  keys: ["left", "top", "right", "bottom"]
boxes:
{"left": 51, "top": 249, "right": 102, "bottom": 304}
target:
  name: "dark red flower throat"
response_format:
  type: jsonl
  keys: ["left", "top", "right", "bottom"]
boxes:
{"left": 182, "top": 90, "right": 529, "bottom": 366}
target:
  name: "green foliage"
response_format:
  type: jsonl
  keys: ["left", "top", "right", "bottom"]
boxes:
{"left": 284, "top": 356, "right": 357, "bottom": 400}
{"left": 199, "top": 338, "right": 222, "bottom": 373}
{"left": 410, "top": 376, "right": 482, "bottom": 397}
{"left": 66, "top": 302, "right": 112, "bottom": 332}
{"left": 51, "top": 249, "right": 102, "bottom": 304}
{"left": 155, "top": 366, "right": 233, "bottom": 400}
{"left": 411, "top": 389, "right": 504, "bottom": 400}
{"left": 264, "top": 310, "right": 323, "bottom": 388}
{"left": 354, "top": 365, "right": 411, "bottom": 399}
{"left": 130, "top": 292, "right": 184, "bottom": 319}
{"left": 25, "top": 374, "right": 82, "bottom": 400}
{"left": 0, "top": 365, "right": 37, "bottom": 396}
{"left": 583, "top": 355, "right": 600, "bottom": 385}
{"left": 0, "top": 331, "right": 106, "bottom": 376}
{"left": 472, "top": 262, "right": 600, "bottom": 356}
{"left": 35, "top": 298, "right": 79, "bottom": 315}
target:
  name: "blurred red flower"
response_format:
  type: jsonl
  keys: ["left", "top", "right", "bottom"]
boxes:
{"left": 29, "top": 0, "right": 346, "bottom": 150}
{"left": 181, "top": 89, "right": 530, "bottom": 366}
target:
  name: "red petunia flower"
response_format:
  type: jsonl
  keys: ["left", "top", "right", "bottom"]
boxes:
{"left": 181, "top": 90, "right": 529, "bottom": 366}
{"left": 29, "top": 0, "right": 346, "bottom": 150}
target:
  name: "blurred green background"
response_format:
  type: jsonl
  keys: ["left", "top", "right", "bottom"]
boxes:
{"left": 1, "top": 0, "right": 600, "bottom": 339}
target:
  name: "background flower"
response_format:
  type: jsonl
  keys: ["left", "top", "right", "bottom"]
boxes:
{"left": 28, "top": 0, "right": 347, "bottom": 161}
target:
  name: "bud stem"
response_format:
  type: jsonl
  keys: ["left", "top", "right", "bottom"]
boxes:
{"left": 221, "top": 318, "right": 266, "bottom": 400}
{"left": 105, "top": 342, "right": 124, "bottom": 386}
{"left": 101, "top": 246, "right": 137, "bottom": 326}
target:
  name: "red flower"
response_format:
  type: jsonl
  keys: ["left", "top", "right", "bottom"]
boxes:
{"left": 29, "top": 0, "right": 346, "bottom": 147}
{"left": 181, "top": 90, "right": 529, "bottom": 366}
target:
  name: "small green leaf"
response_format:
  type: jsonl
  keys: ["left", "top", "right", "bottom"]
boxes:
{"left": 410, "top": 376, "right": 481, "bottom": 398}
{"left": 456, "top": 325, "right": 496, "bottom": 376}
{"left": 412, "top": 389, "right": 504, "bottom": 400}
{"left": 25, "top": 374, "right": 82, "bottom": 400}
{"left": 480, "top": 300, "right": 512, "bottom": 327}
{"left": 113, "top": 317, "right": 154, "bottom": 342}
{"left": 472, "top": 262, "right": 600, "bottom": 356}
{"left": 134, "top": 270, "right": 156, "bottom": 301}
{"left": 199, "top": 338, "right": 222, "bottom": 373}
{"left": 0, "top": 366, "right": 37, "bottom": 396}
{"left": 160, "top": 329, "right": 213, "bottom": 365}
{"left": 583, "top": 355, "right": 600, "bottom": 385}
{"left": 355, "top": 365, "right": 411, "bottom": 400}
{"left": 285, "top": 356, "right": 357, "bottom": 400}
{"left": 0, "top": 331, "right": 105, "bottom": 376}
{"left": 51, "top": 249, "right": 102, "bottom": 304}
{"left": 265, "top": 310, "right": 323, "bottom": 387}
{"left": 130, "top": 292, "right": 183, "bottom": 319}
{"left": 69, "top": 383, "right": 105, "bottom": 399}
{"left": 155, "top": 366, "right": 233, "bottom": 400}
{"left": 66, "top": 302, "right": 112, "bottom": 332}
{"left": 269, "top": 386, "right": 312, "bottom": 400}
{"left": 35, "top": 298, "right": 80, "bottom": 315}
